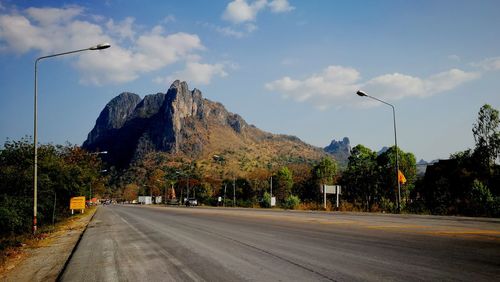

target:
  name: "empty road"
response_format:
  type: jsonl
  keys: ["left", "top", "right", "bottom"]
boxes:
{"left": 60, "top": 205, "right": 500, "bottom": 281}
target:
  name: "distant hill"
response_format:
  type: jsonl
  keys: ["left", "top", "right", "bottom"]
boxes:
{"left": 324, "top": 137, "right": 351, "bottom": 166}
{"left": 83, "top": 81, "right": 330, "bottom": 172}
{"left": 416, "top": 159, "right": 439, "bottom": 176}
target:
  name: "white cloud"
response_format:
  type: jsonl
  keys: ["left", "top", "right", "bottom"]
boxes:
{"left": 106, "top": 17, "right": 135, "bottom": 41}
{"left": 77, "top": 30, "right": 204, "bottom": 85}
{"left": 472, "top": 57, "right": 500, "bottom": 71}
{"left": 223, "top": 0, "right": 267, "bottom": 24}
{"left": 269, "top": 0, "right": 295, "bottom": 13}
{"left": 159, "top": 62, "right": 228, "bottom": 86}
{"left": 218, "top": 0, "right": 292, "bottom": 38}
{"left": 266, "top": 65, "right": 480, "bottom": 109}
{"left": 202, "top": 22, "right": 257, "bottom": 38}
{"left": 0, "top": 6, "right": 221, "bottom": 85}
{"left": 217, "top": 26, "right": 245, "bottom": 38}
{"left": 26, "top": 6, "right": 83, "bottom": 26}
{"left": 222, "top": 0, "right": 293, "bottom": 24}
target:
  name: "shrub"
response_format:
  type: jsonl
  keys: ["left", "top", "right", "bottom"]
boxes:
{"left": 261, "top": 192, "right": 271, "bottom": 208}
{"left": 283, "top": 195, "right": 300, "bottom": 210}
{"left": 470, "top": 179, "right": 494, "bottom": 216}
{"left": 380, "top": 197, "right": 396, "bottom": 213}
{"left": 0, "top": 195, "right": 32, "bottom": 236}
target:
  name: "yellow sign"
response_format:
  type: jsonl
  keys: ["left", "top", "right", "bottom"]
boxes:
{"left": 70, "top": 196, "right": 86, "bottom": 210}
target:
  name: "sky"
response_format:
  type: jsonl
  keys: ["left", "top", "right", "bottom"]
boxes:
{"left": 0, "top": 0, "right": 499, "bottom": 162}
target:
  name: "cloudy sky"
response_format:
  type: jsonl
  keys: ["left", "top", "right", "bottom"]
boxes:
{"left": 0, "top": 0, "right": 499, "bottom": 161}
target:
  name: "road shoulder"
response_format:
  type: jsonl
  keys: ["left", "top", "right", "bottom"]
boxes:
{"left": 0, "top": 207, "right": 97, "bottom": 282}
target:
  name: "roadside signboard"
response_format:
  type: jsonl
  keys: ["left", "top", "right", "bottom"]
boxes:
{"left": 70, "top": 196, "right": 85, "bottom": 214}
{"left": 321, "top": 185, "right": 337, "bottom": 194}
{"left": 271, "top": 197, "right": 276, "bottom": 207}
{"left": 321, "top": 185, "right": 342, "bottom": 209}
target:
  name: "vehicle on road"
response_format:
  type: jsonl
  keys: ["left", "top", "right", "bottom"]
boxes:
{"left": 185, "top": 198, "right": 198, "bottom": 207}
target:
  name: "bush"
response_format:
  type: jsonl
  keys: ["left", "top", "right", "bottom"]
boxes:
{"left": 261, "top": 192, "right": 271, "bottom": 208}
{"left": 237, "top": 199, "right": 254, "bottom": 208}
{"left": 283, "top": 195, "right": 300, "bottom": 210}
{"left": 0, "top": 195, "right": 32, "bottom": 236}
{"left": 470, "top": 179, "right": 494, "bottom": 216}
{"left": 380, "top": 197, "right": 397, "bottom": 213}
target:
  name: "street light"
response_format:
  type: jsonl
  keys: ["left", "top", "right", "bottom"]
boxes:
{"left": 33, "top": 43, "right": 111, "bottom": 234}
{"left": 356, "top": 90, "right": 401, "bottom": 212}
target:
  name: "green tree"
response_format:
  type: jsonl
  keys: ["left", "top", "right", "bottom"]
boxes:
{"left": 261, "top": 191, "right": 271, "bottom": 208}
{"left": 469, "top": 179, "right": 494, "bottom": 216}
{"left": 313, "top": 157, "right": 337, "bottom": 186}
{"left": 472, "top": 104, "right": 500, "bottom": 168}
{"left": 0, "top": 138, "right": 104, "bottom": 235}
{"left": 342, "top": 145, "right": 379, "bottom": 210}
{"left": 275, "top": 167, "right": 293, "bottom": 202}
{"left": 377, "top": 146, "right": 417, "bottom": 209}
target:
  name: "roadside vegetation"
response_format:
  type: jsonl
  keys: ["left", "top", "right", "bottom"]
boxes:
{"left": 0, "top": 141, "right": 106, "bottom": 245}
{"left": 1, "top": 104, "right": 499, "bottom": 242}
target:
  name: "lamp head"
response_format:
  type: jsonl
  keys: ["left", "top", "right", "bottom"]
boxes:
{"left": 89, "top": 43, "right": 111, "bottom": 50}
{"left": 356, "top": 90, "right": 367, "bottom": 97}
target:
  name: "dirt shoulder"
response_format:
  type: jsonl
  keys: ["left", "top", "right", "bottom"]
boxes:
{"left": 0, "top": 207, "right": 97, "bottom": 282}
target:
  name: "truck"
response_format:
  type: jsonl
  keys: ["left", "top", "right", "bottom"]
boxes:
{"left": 138, "top": 196, "right": 152, "bottom": 205}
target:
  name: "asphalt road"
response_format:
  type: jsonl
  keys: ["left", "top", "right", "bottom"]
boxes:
{"left": 60, "top": 205, "right": 500, "bottom": 281}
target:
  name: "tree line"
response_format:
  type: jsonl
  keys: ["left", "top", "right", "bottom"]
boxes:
{"left": 0, "top": 139, "right": 106, "bottom": 236}
{"left": 1, "top": 104, "right": 499, "bottom": 237}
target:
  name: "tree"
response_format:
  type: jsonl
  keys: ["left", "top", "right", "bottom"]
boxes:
{"left": 275, "top": 167, "right": 293, "bottom": 202}
{"left": 341, "top": 145, "right": 379, "bottom": 210}
{"left": 0, "top": 138, "right": 105, "bottom": 235}
{"left": 122, "top": 183, "right": 139, "bottom": 202}
{"left": 147, "top": 169, "right": 165, "bottom": 197}
{"left": 469, "top": 179, "right": 494, "bottom": 216}
{"left": 472, "top": 104, "right": 500, "bottom": 169}
{"left": 377, "top": 146, "right": 417, "bottom": 209}
{"left": 313, "top": 157, "right": 337, "bottom": 186}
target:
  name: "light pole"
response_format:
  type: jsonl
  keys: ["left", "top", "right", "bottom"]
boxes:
{"left": 356, "top": 90, "right": 401, "bottom": 212}
{"left": 33, "top": 43, "right": 111, "bottom": 234}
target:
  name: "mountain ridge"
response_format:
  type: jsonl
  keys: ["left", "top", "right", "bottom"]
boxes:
{"left": 83, "top": 81, "right": 329, "bottom": 171}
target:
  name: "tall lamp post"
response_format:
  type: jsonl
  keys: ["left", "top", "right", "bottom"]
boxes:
{"left": 356, "top": 90, "right": 401, "bottom": 212}
{"left": 33, "top": 43, "right": 111, "bottom": 234}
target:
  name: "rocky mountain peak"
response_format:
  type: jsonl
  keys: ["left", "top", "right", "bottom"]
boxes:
{"left": 83, "top": 81, "right": 256, "bottom": 167}
{"left": 324, "top": 137, "right": 351, "bottom": 165}
{"left": 83, "top": 92, "right": 141, "bottom": 147}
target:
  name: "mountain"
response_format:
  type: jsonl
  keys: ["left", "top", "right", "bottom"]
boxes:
{"left": 83, "top": 81, "right": 328, "bottom": 170}
{"left": 324, "top": 137, "right": 351, "bottom": 165}
{"left": 378, "top": 146, "right": 389, "bottom": 155}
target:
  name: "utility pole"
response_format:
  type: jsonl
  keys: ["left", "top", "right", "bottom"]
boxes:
{"left": 224, "top": 183, "right": 227, "bottom": 207}
{"left": 233, "top": 176, "right": 236, "bottom": 207}
{"left": 270, "top": 176, "right": 273, "bottom": 197}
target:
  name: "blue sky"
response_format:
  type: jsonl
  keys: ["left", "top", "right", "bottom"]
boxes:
{"left": 0, "top": 0, "right": 499, "bottom": 161}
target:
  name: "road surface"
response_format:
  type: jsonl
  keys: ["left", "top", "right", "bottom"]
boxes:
{"left": 60, "top": 205, "right": 500, "bottom": 281}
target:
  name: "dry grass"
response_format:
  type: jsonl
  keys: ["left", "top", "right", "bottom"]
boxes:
{"left": 197, "top": 123, "right": 327, "bottom": 179}
{"left": 0, "top": 207, "right": 96, "bottom": 275}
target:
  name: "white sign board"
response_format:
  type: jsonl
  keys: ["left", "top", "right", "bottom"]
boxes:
{"left": 322, "top": 185, "right": 336, "bottom": 194}
{"left": 218, "top": 196, "right": 222, "bottom": 202}
{"left": 321, "top": 185, "right": 342, "bottom": 209}
{"left": 271, "top": 197, "right": 276, "bottom": 207}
